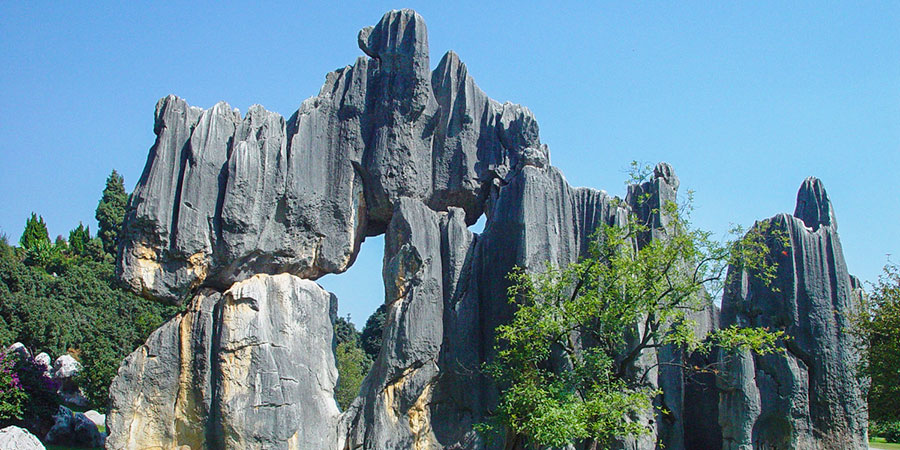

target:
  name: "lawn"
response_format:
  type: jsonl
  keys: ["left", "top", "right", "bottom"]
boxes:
{"left": 871, "top": 437, "right": 900, "bottom": 449}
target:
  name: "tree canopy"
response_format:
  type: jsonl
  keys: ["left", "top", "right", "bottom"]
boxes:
{"left": 482, "top": 174, "right": 785, "bottom": 448}
{"left": 853, "top": 262, "right": 900, "bottom": 426}
{"left": 96, "top": 170, "right": 127, "bottom": 256}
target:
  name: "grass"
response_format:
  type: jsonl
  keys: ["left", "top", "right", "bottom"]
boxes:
{"left": 871, "top": 437, "right": 900, "bottom": 450}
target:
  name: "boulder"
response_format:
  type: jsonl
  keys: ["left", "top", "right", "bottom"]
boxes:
{"left": 7, "top": 342, "right": 29, "bottom": 358}
{"left": 0, "top": 426, "right": 44, "bottom": 450}
{"left": 33, "top": 352, "right": 51, "bottom": 371}
{"left": 52, "top": 354, "right": 81, "bottom": 379}
{"left": 84, "top": 410, "right": 105, "bottom": 428}
{"left": 44, "top": 405, "right": 104, "bottom": 448}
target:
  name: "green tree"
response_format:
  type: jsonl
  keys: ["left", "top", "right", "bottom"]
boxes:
{"left": 96, "top": 170, "right": 128, "bottom": 256}
{"left": 68, "top": 223, "right": 91, "bottom": 257}
{"left": 360, "top": 304, "right": 387, "bottom": 360}
{"left": 19, "top": 213, "right": 49, "bottom": 251}
{"left": 0, "top": 245, "right": 177, "bottom": 411}
{"left": 333, "top": 315, "right": 372, "bottom": 410}
{"left": 483, "top": 179, "right": 785, "bottom": 448}
{"left": 334, "top": 315, "right": 360, "bottom": 345}
{"left": 853, "top": 262, "right": 900, "bottom": 434}
{"left": 335, "top": 341, "right": 371, "bottom": 410}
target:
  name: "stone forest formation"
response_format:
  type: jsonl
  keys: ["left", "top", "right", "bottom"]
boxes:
{"left": 106, "top": 9, "right": 867, "bottom": 450}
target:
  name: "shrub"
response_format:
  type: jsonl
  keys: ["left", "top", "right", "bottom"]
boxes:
{"left": 11, "top": 352, "right": 60, "bottom": 435}
{"left": 335, "top": 341, "right": 371, "bottom": 410}
{"left": 0, "top": 352, "right": 26, "bottom": 424}
{"left": 874, "top": 421, "right": 900, "bottom": 443}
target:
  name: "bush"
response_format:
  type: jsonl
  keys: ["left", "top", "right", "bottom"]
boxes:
{"left": 335, "top": 341, "right": 371, "bottom": 410}
{"left": 0, "top": 248, "right": 177, "bottom": 411}
{"left": 10, "top": 353, "right": 60, "bottom": 435}
{"left": 0, "top": 352, "right": 26, "bottom": 424}
{"left": 872, "top": 421, "right": 900, "bottom": 443}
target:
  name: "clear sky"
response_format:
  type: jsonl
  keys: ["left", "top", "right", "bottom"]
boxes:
{"left": 2, "top": 2, "right": 898, "bottom": 327}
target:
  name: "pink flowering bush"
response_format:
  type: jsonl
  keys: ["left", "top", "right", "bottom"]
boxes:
{"left": 0, "top": 352, "right": 26, "bottom": 423}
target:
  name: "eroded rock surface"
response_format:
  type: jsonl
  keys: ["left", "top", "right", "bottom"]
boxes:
{"left": 109, "top": 8, "right": 866, "bottom": 450}
{"left": 118, "top": 8, "right": 542, "bottom": 305}
{"left": 718, "top": 178, "right": 867, "bottom": 450}
{"left": 107, "top": 274, "right": 339, "bottom": 450}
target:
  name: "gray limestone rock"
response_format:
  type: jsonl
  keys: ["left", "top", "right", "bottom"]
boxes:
{"left": 117, "top": 9, "right": 545, "bottom": 305}
{"left": 7, "top": 342, "right": 29, "bottom": 358}
{"left": 718, "top": 178, "right": 867, "bottom": 450}
{"left": 45, "top": 405, "right": 104, "bottom": 448}
{"left": 34, "top": 352, "right": 51, "bottom": 371}
{"left": 107, "top": 274, "right": 339, "bottom": 450}
{"left": 0, "top": 426, "right": 44, "bottom": 450}
{"left": 109, "top": 8, "right": 867, "bottom": 450}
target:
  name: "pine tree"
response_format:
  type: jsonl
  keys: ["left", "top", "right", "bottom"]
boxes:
{"left": 19, "top": 213, "right": 49, "bottom": 250}
{"left": 95, "top": 170, "right": 128, "bottom": 256}
{"left": 68, "top": 223, "right": 91, "bottom": 257}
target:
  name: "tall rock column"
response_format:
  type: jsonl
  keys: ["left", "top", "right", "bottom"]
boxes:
{"left": 340, "top": 197, "right": 446, "bottom": 449}
{"left": 107, "top": 274, "right": 340, "bottom": 450}
{"left": 718, "top": 177, "right": 867, "bottom": 450}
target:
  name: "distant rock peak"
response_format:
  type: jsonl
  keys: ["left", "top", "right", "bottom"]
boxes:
{"left": 794, "top": 176, "right": 837, "bottom": 230}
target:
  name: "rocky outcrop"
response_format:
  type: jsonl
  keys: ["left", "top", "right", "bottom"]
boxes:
{"left": 44, "top": 405, "right": 105, "bottom": 448}
{"left": 118, "top": 9, "right": 542, "bottom": 305}
{"left": 718, "top": 177, "right": 867, "bottom": 450}
{"left": 0, "top": 425, "right": 44, "bottom": 450}
{"left": 107, "top": 274, "right": 339, "bottom": 449}
{"left": 109, "top": 8, "right": 866, "bottom": 450}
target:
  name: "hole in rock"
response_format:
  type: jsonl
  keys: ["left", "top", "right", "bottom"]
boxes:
{"left": 469, "top": 213, "right": 486, "bottom": 234}
{"left": 317, "top": 234, "right": 386, "bottom": 336}
{"left": 316, "top": 234, "right": 386, "bottom": 411}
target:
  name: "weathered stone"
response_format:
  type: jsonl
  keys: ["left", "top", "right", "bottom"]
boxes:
{"left": 34, "top": 352, "right": 51, "bottom": 371}
{"left": 0, "top": 425, "right": 44, "bottom": 450}
{"left": 109, "top": 8, "right": 867, "bottom": 450}
{"left": 718, "top": 178, "right": 867, "bottom": 450}
{"left": 7, "top": 342, "right": 29, "bottom": 358}
{"left": 52, "top": 354, "right": 81, "bottom": 379}
{"left": 118, "top": 9, "right": 547, "bottom": 305}
{"left": 340, "top": 198, "right": 445, "bottom": 449}
{"left": 84, "top": 410, "right": 106, "bottom": 428}
{"left": 107, "top": 275, "right": 339, "bottom": 449}
{"left": 45, "top": 405, "right": 104, "bottom": 448}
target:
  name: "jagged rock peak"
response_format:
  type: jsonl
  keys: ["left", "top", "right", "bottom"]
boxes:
{"left": 358, "top": 9, "right": 428, "bottom": 61}
{"left": 794, "top": 176, "right": 837, "bottom": 230}
{"left": 654, "top": 161, "right": 679, "bottom": 192}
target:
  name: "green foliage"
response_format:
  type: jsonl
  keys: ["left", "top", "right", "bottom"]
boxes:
{"left": 19, "top": 213, "right": 49, "bottom": 251}
{"left": 360, "top": 303, "right": 387, "bottom": 360}
{"left": 483, "top": 166, "right": 785, "bottom": 447}
{"left": 0, "top": 247, "right": 177, "bottom": 411}
{"left": 96, "top": 170, "right": 127, "bottom": 256}
{"left": 68, "top": 223, "right": 91, "bottom": 257}
{"left": 334, "top": 315, "right": 360, "bottom": 346}
{"left": 0, "top": 353, "right": 27, "bottom": 424}
{"left": 872, "top": 421, "right": 900, "bottom": 443}
{"left": 852, "top": 263, "right": 900, "bottom": 424}
{"left": 333, "top": 316, "right": 373, "bottom": 410}
{"left": 335, "top": 341, "right": 371, "bottom": 410}
{"left": 77, "top": 336, "right": 122, "bottom": 408}
{"left": 11, "top": 352, "right": 61, "bottom": 434}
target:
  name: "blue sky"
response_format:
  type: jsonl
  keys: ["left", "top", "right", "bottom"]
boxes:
{"left": 2, "top": 2, "right": 898, "bottom": 327}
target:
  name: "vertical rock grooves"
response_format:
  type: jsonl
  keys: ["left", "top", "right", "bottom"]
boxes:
{"left": 718, "top": 178, "right": 866, "bottom": 450}
{"left": 109, "top": 8, "right": 866, "bottom": 450}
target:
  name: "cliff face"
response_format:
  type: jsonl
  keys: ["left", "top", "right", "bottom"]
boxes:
{"left": 108, "top": 9, "right": 865, "bottom": 450}
{"left": 718, "top": 178, "right": 867, "bottom": 450}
